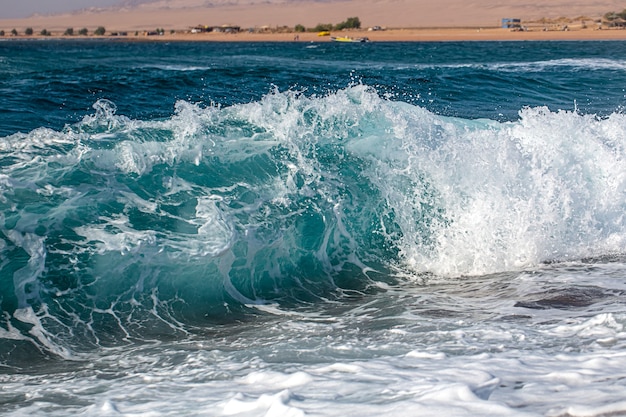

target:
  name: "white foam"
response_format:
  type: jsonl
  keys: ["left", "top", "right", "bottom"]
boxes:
{"left": 74, "top": 215, "right": 158, "bottom": 256}
{"left": 4, "top": 298, "right": 626, "bottom": 416}
{"left": 4, "top": 229, "right": 46, "bottom": 306}
{"left": 405, "top": 350, "right": 447, "bottom": 360}
{"left": 192, "top": 196, "right": 235, "bottom": 257}
{"left": 222, "top": 390, "right": 304, "bottom": 417}
{"left": 361, "top": 102, "right": 626, "bottom": 276}
{"left": 240, "top": 371, "right": 313, "bottom": 388}
{"left": 549, "top": 313, "right": 624, "bottom": 339}
{"left": 12, "top": 307, "right": 76, "bottom": 360}
{"left": 554, "top": 401, "right": 626, "bottom": 417}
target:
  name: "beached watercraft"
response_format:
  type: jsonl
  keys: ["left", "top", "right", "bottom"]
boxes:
{"left": 330, "top": 36, "right": 369, "bottom": 42}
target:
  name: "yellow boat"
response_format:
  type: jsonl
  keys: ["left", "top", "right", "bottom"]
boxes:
{"left": 330, "top": 36, "right": 369, "bottom": 43}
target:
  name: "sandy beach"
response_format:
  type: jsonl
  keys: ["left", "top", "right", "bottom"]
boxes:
{"left": 2, "top": 0, "right": 626, "bottom": 41}
{"left": 135, "top": 27, "right": 626, "bottom": 42}
{"left": 4, "top": 26, "right": 626, "bottom": 43}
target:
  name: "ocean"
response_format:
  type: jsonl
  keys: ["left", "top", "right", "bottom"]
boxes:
{"left": 1, "top": 39, "right": 626, "bottom": 416}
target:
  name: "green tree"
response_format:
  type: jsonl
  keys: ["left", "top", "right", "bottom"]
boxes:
{"left": 349, "top": 16, "right": 361, "bottom": 28}
{"left": 11, "top": 28, "right": 17, "bottom": 36}
{"left": 78, "top": 28, "right": 88, "bottom": 35}
{"left": 94, "top": 26, "right": 106, "bottom": 36}
{"left": 40, "top": 29, "right": 50, "bottom": 36}
{"left": 25, "top": 27, "right": 33, "bottom": 35}
{"left": 313, "top": 23, "right": 333, "bottom": 32}
{"left": 335, "top": 17, "right": 361, "bottom": 30}
{"left": 294, "top": 24, "right": 306, "bottom": 33}
{"left": 64, "top": 28, "right": 74, "bottom": 36}
{"left": 0, "top": 30, "right": 5, "bottom": 36}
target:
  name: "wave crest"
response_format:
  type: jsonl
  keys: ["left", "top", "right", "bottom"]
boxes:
{"left": 1, "top": 85, "right": 626, "bottom": 354}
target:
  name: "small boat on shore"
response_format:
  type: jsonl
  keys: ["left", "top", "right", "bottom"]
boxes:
{"left": 330, "top": 36, "right": 369, "bottom": 43}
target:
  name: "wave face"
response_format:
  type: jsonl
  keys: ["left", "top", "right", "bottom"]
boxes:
{"left": 2, "top": 40, "right": 626, "bottom": 362}
{"left": 1, "top": 84, "right": 626, "bottom": 356}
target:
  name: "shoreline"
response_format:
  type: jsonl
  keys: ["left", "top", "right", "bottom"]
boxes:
{"left": 4, "top": 0, "right": 626, "bottom": 43}
{"left": 5, "top": 26, "right": 626, "bottom": 42}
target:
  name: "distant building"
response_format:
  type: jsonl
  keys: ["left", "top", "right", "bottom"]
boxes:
{"left": 191, "top": 25, "right": 211, "bottom": 33}
{"left": 213, "top": 25, "right": 240, "bottom": 33}
{"left": 190, "top": 25, "right": 240, "bottom": 33}
{"left": 502, "top": 18, "right": 521, "bottom": 29}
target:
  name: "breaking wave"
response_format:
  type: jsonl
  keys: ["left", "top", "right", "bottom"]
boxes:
{"left": 1, "top": 85, "right": 625, "bottom": 357}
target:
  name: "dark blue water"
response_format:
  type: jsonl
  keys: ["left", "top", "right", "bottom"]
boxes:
{"left": 3, "top": 40, "right": 626, "bottom": 137}
{"left": 2, "top": 39, "right": 626, "bottom": 416}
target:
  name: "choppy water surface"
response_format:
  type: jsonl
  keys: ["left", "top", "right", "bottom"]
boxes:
{"left": 1, "top": 40, "right": 626, "bottom": 416}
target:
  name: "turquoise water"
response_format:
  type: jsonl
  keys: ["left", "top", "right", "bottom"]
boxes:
{"left": 1, "top": 40, "right": 626, "bottom": 416}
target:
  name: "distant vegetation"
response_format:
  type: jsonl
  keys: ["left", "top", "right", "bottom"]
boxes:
{"left": 335, "top": 17, "right": 361, "bottom": 30}
{"left": 310, "top": 17, "right": 361, "bottom": 33}
{"left": 312, "top": 23, "right": 333, "bottom": 32}
{"left": 0, "top": 15, "right": 364, "bottom": 38}
{"left": 590, "top": 9, "right": 626, "bottom": 28}
{"left": 604, "top": 9, "right": 626, "bottom": 21}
